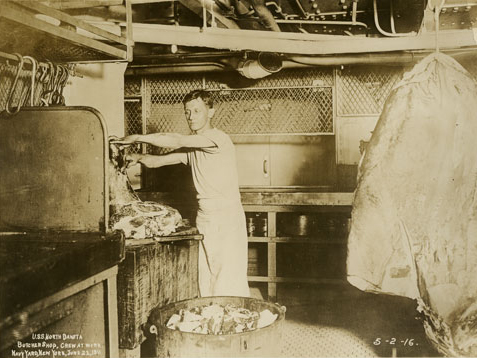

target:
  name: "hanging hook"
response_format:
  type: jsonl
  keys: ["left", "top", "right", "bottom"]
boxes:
{"left": 22, "top": 56, "right": 37, "bottom": 107}
{"left": 5, "top": 53, "right": 24, "bottom": 115}
{"left": 51, "top": 65, "right": 65, "bottom": 105}
{"left": 57, "top": 65, "right": 69, "bottom": 105}
{"left": 40, "top": 61, "right": 56, "bottom": 106}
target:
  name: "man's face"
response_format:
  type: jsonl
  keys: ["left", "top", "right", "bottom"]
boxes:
{"left": 184, "top": 98, "right": 213, "bottom": 133}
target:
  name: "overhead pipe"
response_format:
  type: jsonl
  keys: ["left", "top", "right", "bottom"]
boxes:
{"left": 125, "top": 49, "right": 477, "bottom": 76}
{"left": 287, "top": 52, "right": 418, "bottom": 66}
{"left": 373, "top": 0, "right": 416, "bottom": 37}
{"left": 125, "top": 62, "right": 227, "bottom": 75}
{"left": 352, "top": 0, "right": 358, "bottom": 24}
{"left": 250, "top": 0, "right": 281, "bottom": 31}
{"left": 389, "top": 0, "right": 396, "bottom": 33}
{"left": 291, "top": 0, "right": 307, "bottom": 18}
{"left": 287, "top": 49, "right": 477, "bottom": 66}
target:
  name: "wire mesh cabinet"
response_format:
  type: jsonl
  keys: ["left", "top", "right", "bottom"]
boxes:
{"left": 125, "top": 69, "right": 337, "bottom": 188}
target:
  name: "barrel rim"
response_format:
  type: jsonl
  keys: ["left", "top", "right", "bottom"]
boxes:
{"left": 149, "top": 296, "right": 286, "bottom": 338}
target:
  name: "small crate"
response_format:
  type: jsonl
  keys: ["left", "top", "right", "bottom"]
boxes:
{"left": 117, "top": 234, "right": 201, "bottom": 349}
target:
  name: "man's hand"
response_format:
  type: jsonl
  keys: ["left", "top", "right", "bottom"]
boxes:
{"left": 125, "top": 153, "right": 143, "bottom": 168}
{"left": 110, "top": 134, "right": 141, "bottom": 145}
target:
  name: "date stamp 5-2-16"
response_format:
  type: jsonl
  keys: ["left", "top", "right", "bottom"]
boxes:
{"left": 373, "top": 338, "right": 418, "bottom": 347}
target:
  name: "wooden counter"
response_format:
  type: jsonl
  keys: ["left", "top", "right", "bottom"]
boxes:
{"left": 139, "top": 190, "right": 354, "bottom": 210}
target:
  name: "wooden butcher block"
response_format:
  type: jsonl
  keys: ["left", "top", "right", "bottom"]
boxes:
{"left": 116, "top": 226, "right": 202, "bottom": 350}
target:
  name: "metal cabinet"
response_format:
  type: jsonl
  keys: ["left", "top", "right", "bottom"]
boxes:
{"left": 235, "top": 142, "right": 271, "bottom": 186}
{"left": 234, "top": 135, "right": 337, "bottom": 188}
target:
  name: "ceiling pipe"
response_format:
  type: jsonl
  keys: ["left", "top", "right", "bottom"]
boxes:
{"left": 125, "top": 49, "right": 477, "bottom": 76}
{"left": 287, "top": 52, "right": 418, "bottom": 66}
{"left": 125, "top": 62, "right": 226, "bottom": 75}
{"left": 373, "top": 0, "right": 416, "bottom": 37}
{"left": 287, "top": 49, "right": 477, "bottom": 66}
{"left": 250, "top": 0, "right": 281, "bottom": 31}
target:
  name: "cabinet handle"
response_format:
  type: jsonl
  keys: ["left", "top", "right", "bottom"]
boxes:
{"left": 263, "top": 158, "right": 269, "bottom": 176}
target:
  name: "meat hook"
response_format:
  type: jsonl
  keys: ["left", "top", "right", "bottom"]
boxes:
{"left": 21, "top": 56, "right": 37, "bottom": 107}
{"left": 5, "top": 53, "right": 24, "bottom": 115}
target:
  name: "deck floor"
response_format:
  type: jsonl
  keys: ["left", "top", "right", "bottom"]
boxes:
{"left": 252, "top": 283, "right": 441, "bottom": 358}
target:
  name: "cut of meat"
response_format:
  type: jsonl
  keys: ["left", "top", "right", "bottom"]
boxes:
{"left": 347, "top": 53, "right": 477, "bottom": 356}
{"left": 110, "top": 199, "right": 182, "bottom": 238}
{"left": 165, "top": 303, "right": 277, "bottom": 335}
{"left": 108, "top": 140, "right": 183, "bottom": 239}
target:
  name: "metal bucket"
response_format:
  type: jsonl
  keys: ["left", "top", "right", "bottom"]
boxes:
{"left": 144, "top": 296, "right": 286, "bottom": 358}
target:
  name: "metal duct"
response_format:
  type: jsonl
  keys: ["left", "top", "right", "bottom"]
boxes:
{"left": 237, "top": 52, "right": 283, "bottom": 78}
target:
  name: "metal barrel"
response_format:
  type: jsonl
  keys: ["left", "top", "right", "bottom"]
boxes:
{"left": 145, "top": 296, "right": 286, "bottom": 358}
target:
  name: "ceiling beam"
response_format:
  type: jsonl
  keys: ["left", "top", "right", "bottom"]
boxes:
{"left": 40, "top": 1, "right": 123, "bottom": 9}
{"left": 132, "top": 23, "right": 477, "bottom": 55}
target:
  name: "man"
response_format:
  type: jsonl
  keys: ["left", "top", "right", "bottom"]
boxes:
{"left": 115, "top": 89, "right": 250, "bottom": 297}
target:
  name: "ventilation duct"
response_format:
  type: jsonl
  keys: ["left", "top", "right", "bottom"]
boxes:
{"left": 237, "top": 52, "right": 283, "bottom": 79}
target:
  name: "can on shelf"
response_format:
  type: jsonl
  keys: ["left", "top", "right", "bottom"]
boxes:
{"left": 258, "top": 218, "right": 268, "bottom": 237}
{"left": 247, "top": 217, "right": 256, "bottom": 237}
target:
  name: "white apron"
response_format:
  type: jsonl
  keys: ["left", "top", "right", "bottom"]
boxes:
{"left": 196, "top": 199, "right": 250, "bottom": 297}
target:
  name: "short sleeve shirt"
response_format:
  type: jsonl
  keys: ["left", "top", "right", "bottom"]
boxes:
{"left": 185, "top": 128, "right": 241, "bottom": 204}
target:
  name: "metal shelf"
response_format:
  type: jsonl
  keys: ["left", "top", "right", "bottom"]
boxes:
{"left": 245, "top": 202, "right": 351, "bottom": 301}
{"left": 0, "top": 0, "right": 133, "bottom": 63}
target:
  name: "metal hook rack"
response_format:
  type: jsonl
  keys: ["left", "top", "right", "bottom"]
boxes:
{"left": 0, "top": 51, "right": 74, "bottom": 114}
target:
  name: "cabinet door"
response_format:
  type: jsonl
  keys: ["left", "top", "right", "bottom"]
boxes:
{"left": 336, "top": 116, "right": 379, "bottom": 165}
{"left": 269, "top": 135, "right": 336, "bottom": 187}
{"left": 235, "top": 142, "right": 271, "bottom": 187}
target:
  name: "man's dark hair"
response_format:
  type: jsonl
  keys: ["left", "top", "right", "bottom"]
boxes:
{"left": 183, "top": 90, "right": 214, "bottom": 108}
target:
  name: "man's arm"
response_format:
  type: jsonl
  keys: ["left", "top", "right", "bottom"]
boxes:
{"left": 114, "top": 133, "right": 215, "bottom": 150}
{"left": 126, "top": 152, "right": 187, "bottom": 168}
